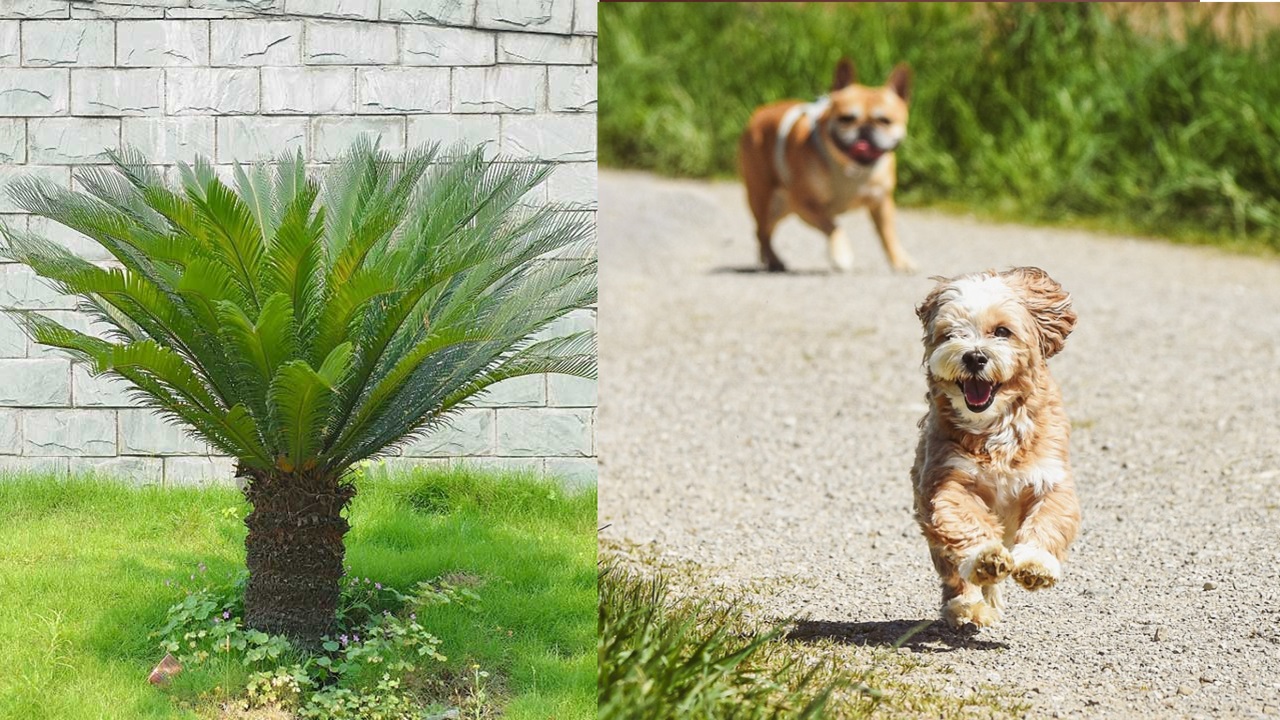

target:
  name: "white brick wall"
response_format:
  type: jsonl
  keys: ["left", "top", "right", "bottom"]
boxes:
{"left": 0, "top": 0, "right": 597, "bottom": 488}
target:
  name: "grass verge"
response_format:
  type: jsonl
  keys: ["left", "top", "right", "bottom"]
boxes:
{"left": 0, "top": 466, "right": 596, "bottom": 720}
{"left": 598, "top": 540, "right": 1028, "bottom": 719}
{"left": 600, "top": 3, "right": 1280, "bottom": 253}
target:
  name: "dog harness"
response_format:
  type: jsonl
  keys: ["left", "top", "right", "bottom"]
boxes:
{"left": 774, "top": 95, "right": 837, "bottom": 187}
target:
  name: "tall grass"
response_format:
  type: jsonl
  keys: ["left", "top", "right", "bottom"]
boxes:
{"left": 597, "top": 564, "right": 841, "bottom": 719}
{"left": 600, "top": 3, "right": 1280, "bottom": 251}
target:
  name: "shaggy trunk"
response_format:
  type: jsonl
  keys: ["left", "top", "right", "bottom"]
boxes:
{"left": 241, "top": 466, "right": 355, "bottom": 648}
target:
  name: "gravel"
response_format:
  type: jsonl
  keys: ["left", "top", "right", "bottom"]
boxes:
{"left": 597, "top": 170, "right": 1280, "bottom": 718}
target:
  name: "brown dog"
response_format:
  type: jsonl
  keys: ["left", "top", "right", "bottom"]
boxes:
{"left": 740, "top": 59, "right": 915, "bottom": 273}
{"left": 912, "top": 268, "right": 1081, "bottom": 629}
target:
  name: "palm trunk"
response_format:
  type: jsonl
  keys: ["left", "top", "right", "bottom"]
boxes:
{"left": 240, "top": 466, "right": 355, "bottom": 648}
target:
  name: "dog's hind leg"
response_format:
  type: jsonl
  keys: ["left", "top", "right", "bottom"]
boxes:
{"left": 869, "top": 195, "right": 916, "bottom": 273}
{"left": 933, "top": 547, "right": 1002, "bottom": 629}
{"left": 748, "top": 189, "right": 788, "bottom": 272}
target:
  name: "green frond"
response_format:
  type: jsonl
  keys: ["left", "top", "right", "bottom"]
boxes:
{"left": 187, "top": 177, "right": 266, "bottom": 310}
{"left": 269, "top": 360, "right": 336, "bottom": 469}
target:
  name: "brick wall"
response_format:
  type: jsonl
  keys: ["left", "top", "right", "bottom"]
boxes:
{"left": 0, "top": 0, "right": 597, "bottom": 488}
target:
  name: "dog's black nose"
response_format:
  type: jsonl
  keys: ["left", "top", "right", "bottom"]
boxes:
{"left": 962, "top": 351, "right": 989, "bottom": 373}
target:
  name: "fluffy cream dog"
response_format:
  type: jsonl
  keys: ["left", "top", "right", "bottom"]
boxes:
{"left": 911, "top": 267, "right": 1080, "bottom": 629}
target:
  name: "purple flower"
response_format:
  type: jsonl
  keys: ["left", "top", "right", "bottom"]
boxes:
{"left": 198, "top": 562, "right": 207, "bottom": 574}
{"left": 375, "top": 583, "right": 382, "bottom": 590}
{"left": 353, "top": 634, "right": 360, "bottom": 643}
{"left": 213, "top": 617, "right": 221, "bottom": 624}
{"left": 410, "top": 613, "right": 416, "bottom": 621}
{"left": 339, "top": 634, "right": 349, "bottom": 646}
{"left": 222, "top": 610, "right": 231, "bottom": 620}
{"left": 364, "top": 578, "right": 371, "bottom": 584}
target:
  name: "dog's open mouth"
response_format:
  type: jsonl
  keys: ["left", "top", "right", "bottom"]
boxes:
{"left": 959, "top": 378, "right": 999, "bottom": 413}
{"left": 841, "top": 137, "right": 886, "bottom": 165}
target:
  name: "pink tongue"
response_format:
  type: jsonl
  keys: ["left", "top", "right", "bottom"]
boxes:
{"left": 962, "top": 379, "right": 993, "bottom": 406}
{"left": 853, "top": 139, "right": 871, "bottom": 152}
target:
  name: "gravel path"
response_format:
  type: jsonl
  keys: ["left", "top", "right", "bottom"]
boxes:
{"left": 597, "top": 170, "right": 1280, "bottom": 719}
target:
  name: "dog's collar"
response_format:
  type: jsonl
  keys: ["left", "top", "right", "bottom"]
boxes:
{"left": 774, "top": 96, "right": 842, "bottom": 187}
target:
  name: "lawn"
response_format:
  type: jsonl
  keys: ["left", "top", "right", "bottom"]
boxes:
{"left": 0, "top": 466, "right": 596, "bottom": 720}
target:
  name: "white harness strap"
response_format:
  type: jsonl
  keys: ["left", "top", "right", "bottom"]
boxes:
{"left": 774, "top": 95, "right": 832, "bottom": 187}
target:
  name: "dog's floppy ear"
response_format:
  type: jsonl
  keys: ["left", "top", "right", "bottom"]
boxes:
{"left": 915, "top": 275, "right": 952, "bottom": 329}
{"left": 832, "top": 57, "right": 857, "bottom": 91}
{"left": 886, "top": 63, "right": 912, "bottom": 102}
{"left": 1002, "top": 267, "right": 1076, "bottom": 359}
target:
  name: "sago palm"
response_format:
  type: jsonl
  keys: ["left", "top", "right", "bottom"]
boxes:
{"left": 0, "top": 141, "right": 596, "bottom": 646}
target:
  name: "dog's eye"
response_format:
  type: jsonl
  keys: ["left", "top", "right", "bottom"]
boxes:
{"left": 837, "top": 114, "right": 860, "bottom": 124}
{"left": 874, "top": 116, "right": 892, "bottom": 125}
{"left": 993, "top": 326, "right": 1012, "bottom": 339}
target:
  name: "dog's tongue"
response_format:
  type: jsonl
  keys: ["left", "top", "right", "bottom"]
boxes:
{"left": 962, "top": 379, "right": 994, "bottom": 406}
{"left": 849, "top": 139, "right": 882, "bottom": 163}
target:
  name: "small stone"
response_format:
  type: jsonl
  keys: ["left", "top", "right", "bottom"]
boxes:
{"left": 1153, "top": 627, "right": 1167, "bottom": 641}
{"left": 1203, "top": 582, "right": 1217, "bottom": 591}
{"left": 1177, "top": 685, "right": 1194, "bottom": 696}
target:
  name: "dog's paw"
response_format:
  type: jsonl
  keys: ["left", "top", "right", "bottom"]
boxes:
{"left": 1011, "top": 545, "right": 1061, "bottom": 591}
{"left": 890, "top": 255, "right": 918, "bottom": 274}
{"left": 943, "top": 596, "right": 1001, "bottom": 629}
{"left": 828, "top": 242, "right": 854, "bottom": 273}
{"left": 960, "top": 542, "right": 1013, "bottom": 586}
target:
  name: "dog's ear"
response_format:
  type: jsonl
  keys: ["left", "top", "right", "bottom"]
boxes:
{"left": 832, "top": 57, "right": 857, "bottom": 91}
{"left": 1002, "top": 267, "right": 1076, "bottom": 359}
{"left": 886, "top": 63, "right": 912, "bottom": 102}
{"left": 915, "top": 276, "right": 951, "bottom": 329}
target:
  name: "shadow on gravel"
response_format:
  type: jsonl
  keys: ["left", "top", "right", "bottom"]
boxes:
{"left": 786, "top": 618, "right": 1009, "bottom": 653}
{"left": 708, "top": 265, "right": 834, "bottom": 276}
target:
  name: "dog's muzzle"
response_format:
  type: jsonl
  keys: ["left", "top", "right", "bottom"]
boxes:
{"left": 834, "top": 127, "right": 896, "bottom": 166}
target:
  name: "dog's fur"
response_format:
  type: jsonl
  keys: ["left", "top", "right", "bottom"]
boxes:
{"left": 740, "top": 58, "right": 915, "bottom": 273}
{"left": 911, "top": 267, "right": 1081, "bottom": 629}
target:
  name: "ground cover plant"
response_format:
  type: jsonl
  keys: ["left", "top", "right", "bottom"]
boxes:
{"left": 0, "top": 467, "right": 596, "bottom": 719}
{"left": 0, "top": 141, "right": 595, "bottom": 646}
{"left": 600, "top": 3, "right": 1280, "bottom": 252}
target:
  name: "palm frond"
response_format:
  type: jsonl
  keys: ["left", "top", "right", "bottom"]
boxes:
{"left": 5, "top": 142, "right": 595, "bottom": 482}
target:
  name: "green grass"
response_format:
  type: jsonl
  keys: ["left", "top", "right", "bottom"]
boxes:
{"left": 600, "top": 3, "right": 1280, "bottom": 253}
{"left": 0, "top": 467, "right": 596, "bottom": 720}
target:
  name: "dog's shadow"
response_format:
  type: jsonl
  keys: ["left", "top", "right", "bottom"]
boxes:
{"left": 786, "top": 618, "right": 1008, "bottom": 653}
{"left": 709, "top": 265, "right": 834, "bottom": 276}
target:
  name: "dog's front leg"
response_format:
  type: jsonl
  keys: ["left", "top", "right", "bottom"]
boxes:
{"left": 920, "top": 474, "right": 1011, "bottom": 584}
{"left": 869, "top": 196, "right": 916, "bottom": 273}
{"left": 794, "top": 202, "right": 853, "bottom": 273}
{"left": 1010, "top": 477, "right": 1081, "bottom": 591}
